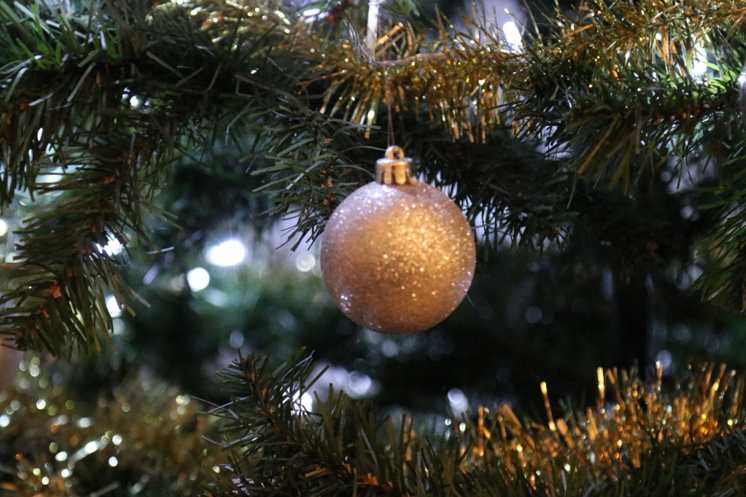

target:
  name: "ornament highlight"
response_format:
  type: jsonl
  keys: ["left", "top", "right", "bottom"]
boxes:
{"left": 321, "top": 146, "right": 476, "bottom": 334}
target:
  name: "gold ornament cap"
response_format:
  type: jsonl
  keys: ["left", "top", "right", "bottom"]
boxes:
{"left": 376, "top": 146, "right": 418, "bottom": 186}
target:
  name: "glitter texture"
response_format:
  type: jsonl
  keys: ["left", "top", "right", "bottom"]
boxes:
{"left": 321, "top": 181, "right": 476, "bottom": 334}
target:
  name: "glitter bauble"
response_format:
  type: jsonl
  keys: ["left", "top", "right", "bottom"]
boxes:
{"left": 0, "top": 346, "right": 23, "bottom": 392}
{"left": 321, "top": 165, "right": 476, "bottom": 334}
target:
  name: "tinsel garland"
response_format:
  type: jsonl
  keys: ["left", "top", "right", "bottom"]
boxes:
{"left": 0, "top": 353, "right": 744, "bottom": 496}
{"left": 206, "top": 353, "right": 746, "bottom": 496}
{"left": 0, "top": 357, "right": 216, "bottom": 496}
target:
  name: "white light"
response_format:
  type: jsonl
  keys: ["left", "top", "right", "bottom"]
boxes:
{"left": 42, "top": 477, "right": 49, "bottom": 485}
{"left": 447, "top": 388, "right": 469, "bottom": 413}
{"left": 348, "top": 372, "right": 377, "bottom": 398}
{"left": 97, "top": 236, "right": 124, "bottom": 256}
{"left": 292, "top": 391, "right": 315, "bottom": 413}
{"left": 108, "top": 456, "right": 118, "bottom": 467}
{"left": 61, "top": 468, "right": 71, "bottom": 478}
{"left": 0, "top": 414, "right": 9, "bottom": 427}
{"left": 656, "top": 350, "right": 673, "bottom": 371}
{"left": 691, "top": 42, "right": 708, "bottom": 78}
{"left": 295, "top": 253, "right": 316, "bottom": 272}
{"left": 112, "top": 434, "right": 123, "bottom": 445}
{"left": 301, "top": 393, "right": 314, "bottom": 411}
{"left": 0, "top": 219, "right": 7, "bottom": 237}
{"left": 186, "top": 267, "right": 210, "bottom": 292}
{"left": 84, "top": 441, "right": 98, "bottom": 454}
{"left": 503, "top": 21, "right": 522, "bottom": 48}
{"left": 55, "top": 451, "right": 68, "bottom": 462}
{"left": 206, "top": 240, "right": 246, "bottom": 267}
{"left": 37, "top": 173, "right": 63, "bottom": 184}
{"left": 105, "top": 295, "right": 122, "bottom": 318}
{"left": 302, "top": 7, "right": 328, "bottom": 22}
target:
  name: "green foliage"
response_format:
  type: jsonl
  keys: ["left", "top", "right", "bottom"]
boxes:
{"left": 0, "top": 0, "right": 368, "bottom": 354}
{"left": 1, "top": 0, "right": 746, "bottom": 357}
{"left": 206, "top": 351, "right": 746, "bottom": 497}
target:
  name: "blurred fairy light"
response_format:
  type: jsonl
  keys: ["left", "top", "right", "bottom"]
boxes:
{"left": 691, "top": 41, "right": 708, "bottom": 79}
{"left": 292, "top": 391, "right": 315, "bottom": 412}
{"left": 206, "top": 240, "right": 246, "bottom": 267}
{"left": 448, "top": 388, "right": 469, "bottom": 413}
{"left": 656, "top": 350, "right": 673, "bottom": 373}
{"left": 36, "top": 169, "right": 63, "bottom": 186}
{"left": 186, "top": 267, "right": 210, "bottom": 292}
{"left": 295, "top": 253, "right": 316, "bottom": 272}
{"left": 302, "top": 8, "right": 327, "bottom": 22}
{"left": 109, "top": 456, "right": 119, "bottom": 467}
{"left": 0, "top": 219, "right": 8, "bottom": 237}
{"left": 105, "top": 295, "right": 122, "bottom": 318}
{"left": 70, "top": 440, "right": 99, "bottom": 462}
{"left": 502, "top": 21, "right": 522, "bottom": 49}
{"left": 312, "top": 364, "right": 380, "bottom": 400}
{"left": 347, "top": 372, "right": 377, "bottom": 398}
{"left": 97, "top": 236, "right": 124, "bottom": 256}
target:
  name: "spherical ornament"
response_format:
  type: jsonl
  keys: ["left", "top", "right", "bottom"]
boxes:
{"left": 0, "top": 346, "right": 23, "bottom": 392}
{"left": 321, "top": 146, "right": 476, "bottom": 334}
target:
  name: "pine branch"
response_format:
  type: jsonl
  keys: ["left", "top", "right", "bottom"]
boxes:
{"left": 2, "top": 0, "right": 746, "bottom": 353}
{"left": 0, "top": 0, "right": 366, "bottom": 353}
{"left": 206, "top": 351, "right": 746, "bottom": 497}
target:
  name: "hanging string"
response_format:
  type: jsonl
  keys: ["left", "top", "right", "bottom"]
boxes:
{"left": 386, "top": 73, "right": 395, "bottom": 146}
{"left": 365, "top": 0, "right": 380, "bottom": 60}
{"left": 366, "top": 0, "right": 395, "bottom": 146}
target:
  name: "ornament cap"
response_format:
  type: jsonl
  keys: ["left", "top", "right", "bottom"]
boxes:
{"left": 376, "top": 146, "right": 418, "bottom": 186}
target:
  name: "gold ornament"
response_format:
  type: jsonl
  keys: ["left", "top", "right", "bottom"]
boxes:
{"left": 321, "top": 146, "right": 476, "bottom": 334}
{"left": 0, "top": 345, "right": 23, "bottom": 392}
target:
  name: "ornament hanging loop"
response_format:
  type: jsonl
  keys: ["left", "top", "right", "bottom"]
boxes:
{"left": 384, "top": 145, "right": 405, "bottom": 159}
{"left": 376, "top": 146, "right": 418, "bottom": 186}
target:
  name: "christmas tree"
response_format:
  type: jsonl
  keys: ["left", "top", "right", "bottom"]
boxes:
{"left": 1, "top": 0, "right": 746, "bottom": 494}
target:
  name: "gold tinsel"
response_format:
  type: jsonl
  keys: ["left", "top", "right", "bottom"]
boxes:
{"left": 0, "top": 358, "right": 217, "bottom": 497}
{"left": 173, "top": 0, "right": 746, "bottom": 144}
{"left": 458, "top": 362, "right": 743, "bottom": 487}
